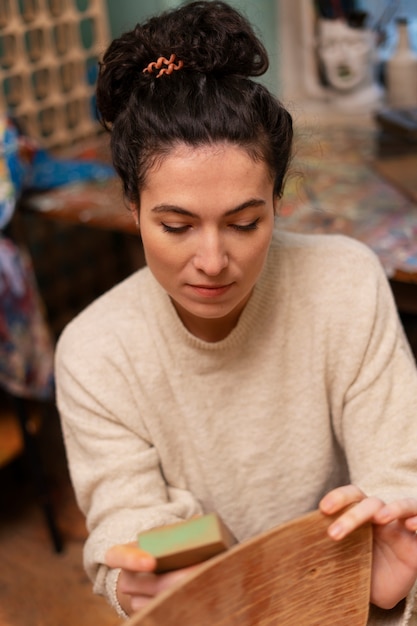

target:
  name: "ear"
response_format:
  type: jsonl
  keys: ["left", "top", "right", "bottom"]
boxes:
{"left": 273, "top": 194, "right": 281, "bottom": 216}
{"left": 129, "top": 202, "right": 140, "bottom": 229}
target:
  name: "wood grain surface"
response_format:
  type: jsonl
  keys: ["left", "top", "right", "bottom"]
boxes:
{"left": 127, "top": 509, "right": 372, "bottom": 626}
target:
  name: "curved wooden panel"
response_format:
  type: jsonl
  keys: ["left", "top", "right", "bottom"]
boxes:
{"left": 126, "top": 509, "right": 372, "bottom": 626}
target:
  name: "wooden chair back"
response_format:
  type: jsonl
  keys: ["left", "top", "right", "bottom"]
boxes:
{"left": 125, "top": 509, "right": 372, "bottom": 626}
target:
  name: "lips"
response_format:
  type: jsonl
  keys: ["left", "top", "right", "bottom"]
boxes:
{"left": 188, "top": 283, "right": 234, "bottom": 298}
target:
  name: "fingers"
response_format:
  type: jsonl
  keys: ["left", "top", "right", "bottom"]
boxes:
{"left": 105, "top": 541, "right": 201, "bottom": 616}
{"left": 373, "top": 498, "right": 417, "bottom": 527}
{"left": 319, "top": 485, "right": 383, "bottom": 541}
{"left": 405, "top": 517, "right": 417, "bottom": 532}
{"left": 119, "top": 565, "right": 198, "bottom": 613}
{"left": 319, "top": 484, "right": 366, "bottom": 515}
{"left": 130, "top": 594, "right": 154, "bottom": 612}
{"left": 121, "top": 566, "right": 195, "bottom": 597}
{"left": 326, "top": 496, "right": 383, "bottom": 540}
{"left": 156, "top": 566, "right": 198, "bottom": 594}
{"left": 320, "top": 487, "right": 417, "bottom": 541}
{"left": 105, "top": 542, "right": 156, "bottom": 572}
{"left": 127, "top": 569, "right": 194, "bottom": 612}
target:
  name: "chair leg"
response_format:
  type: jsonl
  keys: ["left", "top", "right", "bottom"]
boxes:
{"left": 12, "top": 397, "right": 63, "bottom": 553}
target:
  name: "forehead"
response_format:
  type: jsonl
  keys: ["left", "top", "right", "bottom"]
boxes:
{"left": 140, "top": 143, "right": 274, "bottom": 213}
{"left": 143, "top": 142, "right": 271, "bottom": 187}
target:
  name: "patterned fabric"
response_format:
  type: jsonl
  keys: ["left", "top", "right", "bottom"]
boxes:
{"left": 0, "top": 115, "right": 54, "bottom": 399}
{"left": 0, "top": 113, "right": 115, "bottom": 399}
{"left": 0, "top": 116, "right": 22, "bottom": 230}
{"left": 0, "top": 235, "right": 55, "bottom": 399}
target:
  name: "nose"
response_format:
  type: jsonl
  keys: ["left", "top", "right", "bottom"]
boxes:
{"left": 193, "top": 230, "right": 228, "bottom": 276}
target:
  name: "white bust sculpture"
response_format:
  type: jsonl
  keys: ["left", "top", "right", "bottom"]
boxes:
{"left": 316, "top": 18, "right": 383, "bottom": 111}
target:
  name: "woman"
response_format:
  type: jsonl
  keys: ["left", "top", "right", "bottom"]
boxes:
{"left": 55, "top": 2, "right": 417, "bottom": 622}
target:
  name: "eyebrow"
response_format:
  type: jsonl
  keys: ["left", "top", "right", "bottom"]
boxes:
{"left": 151, "top": 198, "right": 266, "bottom": 217}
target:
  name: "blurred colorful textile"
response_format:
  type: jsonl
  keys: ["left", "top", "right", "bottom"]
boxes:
{"left": 0, "top": 235, "right": 54, "bottom": 399}
{"left": 0, "top": 114, "right": 115, "bottom": 398}
{"left": 0, "top": 116, "right": 23, "bottom": 230}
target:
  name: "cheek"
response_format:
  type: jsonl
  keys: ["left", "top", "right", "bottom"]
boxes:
{"left": 141, "top": 231, "right": 186, "bottom": 274}
{"left": 238, "top": 231, "right": 273, "bottom": 274}
{"left": 139, "top": 228, "right": 161, "bottom": 264}
{"left": 143, "top": 240, "right": 171, "bottom": 269}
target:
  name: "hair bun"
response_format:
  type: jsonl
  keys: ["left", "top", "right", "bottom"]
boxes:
{"left": 97, "top": 1, "right": 269, "bottom": 126}
{"left": 149, "top": 1, "right": 269, "bottom": 77}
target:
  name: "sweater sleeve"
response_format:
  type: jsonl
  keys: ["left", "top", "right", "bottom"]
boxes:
{"left": 54, "top": 321, "right": 203, "bottom": 611}
{"left": 328, "top": 249, "right": 417, "bottom": 626}
{"left": 332, "top": 252, "right": 417, "bottom": 502}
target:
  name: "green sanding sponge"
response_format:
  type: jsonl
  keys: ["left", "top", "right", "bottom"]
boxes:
{"left": 137, "top": 513, "right": 236, "bottom": 572}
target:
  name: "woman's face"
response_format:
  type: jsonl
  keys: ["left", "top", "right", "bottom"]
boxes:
{"left": 137, "top": 143, "right": 277, "bottom": 342}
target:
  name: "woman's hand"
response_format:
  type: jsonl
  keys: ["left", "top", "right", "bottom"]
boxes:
{"left": 320, "top": 485, "right": 417, "bottom": 610}
{"left": 105, "top": 543, "right": 197, "bottom": 615}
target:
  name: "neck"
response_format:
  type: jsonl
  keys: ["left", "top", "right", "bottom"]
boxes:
{"left": 172, "top": 298, "right": 250, "bottom": 343}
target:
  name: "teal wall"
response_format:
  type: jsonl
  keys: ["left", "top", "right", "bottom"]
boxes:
{"left": 104, "top": 0, "right": 279, "bottom": 94}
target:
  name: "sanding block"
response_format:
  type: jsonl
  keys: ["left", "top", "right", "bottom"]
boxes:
{"left": 137, "top": 513, "right": 236, "bottom": 572}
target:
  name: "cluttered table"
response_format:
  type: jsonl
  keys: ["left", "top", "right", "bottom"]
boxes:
{"left": 21, "top": 125, "right": 417, "bottom": 312}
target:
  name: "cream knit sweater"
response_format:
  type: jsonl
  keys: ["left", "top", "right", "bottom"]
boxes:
{"left": 56, "top": 231, "right": 417, "bottom": 624}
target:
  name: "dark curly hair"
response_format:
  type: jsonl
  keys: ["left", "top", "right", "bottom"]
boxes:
{"left": 96, "top": 1, "right": 293, "bottom": 207}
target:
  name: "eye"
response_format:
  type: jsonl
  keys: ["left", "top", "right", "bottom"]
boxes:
{"left": 161, "top": 222, "right": 190, "bottom": 234}
{"left": 229, "top": 218, "right": 260, "bottom": 232}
